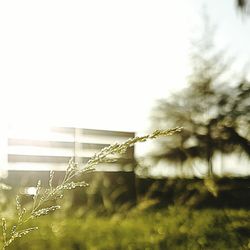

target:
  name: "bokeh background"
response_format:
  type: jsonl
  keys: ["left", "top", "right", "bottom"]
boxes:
{"left": 0, "top": 0, "right": 250, "bottom": 249}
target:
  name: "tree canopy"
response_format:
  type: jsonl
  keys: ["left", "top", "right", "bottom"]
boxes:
{"left": 151, "top": 21, "right": 250, "bottom": 177}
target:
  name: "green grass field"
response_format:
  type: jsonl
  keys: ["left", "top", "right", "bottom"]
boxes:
{"left": 7, "top": 205, "right": 250, "bottom": 250}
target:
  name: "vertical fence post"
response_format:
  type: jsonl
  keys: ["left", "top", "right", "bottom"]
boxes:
{"left": 0, "top": 122, "right": 8, "bottom": 178}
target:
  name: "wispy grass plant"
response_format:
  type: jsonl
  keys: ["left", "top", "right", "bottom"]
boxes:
{"left": 0, "top": 127, "right": 182, "bottom": 249}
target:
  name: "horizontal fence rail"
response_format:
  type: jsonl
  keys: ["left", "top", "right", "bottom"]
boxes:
{"left": 4, "top": 126, "right": 135, "bottom": 172}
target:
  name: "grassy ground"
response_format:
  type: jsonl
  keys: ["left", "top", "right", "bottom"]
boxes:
{"left": 7, "top": 205, "right": 250, "bottom": 250}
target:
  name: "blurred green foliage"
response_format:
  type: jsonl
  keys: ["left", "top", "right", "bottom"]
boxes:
{"left": 2, "top": 173, "right": 250, "bottom": 249}
{"left": 6, "top": 205, "right": 250, "bottom": 250}
{"left": 151, "top": 16, "right": 250, "bottom": 177}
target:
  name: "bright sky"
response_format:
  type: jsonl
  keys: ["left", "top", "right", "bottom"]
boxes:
{"left": 0, "top": 0, "right": 250, "bottom": 176}
{"left": 0, "top": 0, "right": 250, "bottom": 134}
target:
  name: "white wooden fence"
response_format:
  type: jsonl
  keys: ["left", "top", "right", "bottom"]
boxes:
{"left": 5, "top": 126, "right": 135, "bottom": 172}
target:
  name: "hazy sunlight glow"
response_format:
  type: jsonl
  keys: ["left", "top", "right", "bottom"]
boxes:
{"left": 1, "top": 0, "right": 192, "bottom": 132}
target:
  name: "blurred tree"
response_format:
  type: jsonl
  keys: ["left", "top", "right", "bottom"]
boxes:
{"left": 151, "top": 19, "right": 250, "bottom": 177}
{"left": 237, "top": 0, "right": 250, "bottom": 13}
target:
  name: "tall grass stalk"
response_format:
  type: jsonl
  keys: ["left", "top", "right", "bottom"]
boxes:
{"left": 0, "top": 127, "right": 182, "bottom": 249}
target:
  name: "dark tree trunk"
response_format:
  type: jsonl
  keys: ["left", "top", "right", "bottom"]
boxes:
{"left": 207, "top": 156, "right": 213, "bottom": 177}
